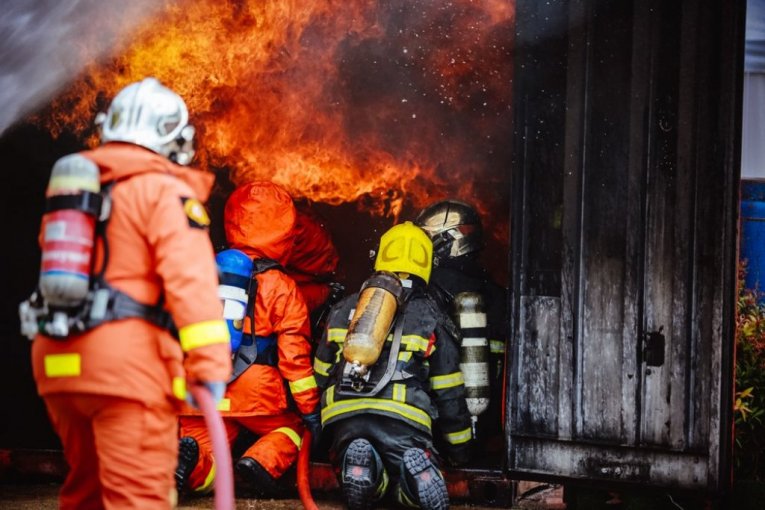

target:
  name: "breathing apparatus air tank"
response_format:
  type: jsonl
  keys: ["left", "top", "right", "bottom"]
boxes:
{"left": 215, "top": 249, "right": 253, "bottom": 353}
{"left": 38, "top": 154, "right": 102, "bottom": 336}
{"left": 453, "top": 291, "right": 491, "bottom": 434}
{"left": 343, "top": 271, "right": 404, "bottom": 379}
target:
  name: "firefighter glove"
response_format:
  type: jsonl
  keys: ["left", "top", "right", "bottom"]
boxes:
{"left": 301, "top": 410, "right": 322, "bottom": 442}
{"left": 186, "top": 381, "right": 227, "bottom": 409}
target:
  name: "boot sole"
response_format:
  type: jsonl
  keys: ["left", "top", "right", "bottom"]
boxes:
{"left": 175, "top": 437, "right": 199, "bottom": 494}
{"left": 402, "top": 448, "right": 449, "bottom": 510}
{"left": 343, "top": 439, "right": 376, "bottom": 510}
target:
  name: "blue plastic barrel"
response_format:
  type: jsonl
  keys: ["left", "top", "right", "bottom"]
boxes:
{"left": 740, "top": 179, "right": 765, "bottom": 298}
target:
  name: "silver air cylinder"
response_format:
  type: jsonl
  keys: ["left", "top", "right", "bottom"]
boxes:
{"left": 454, "top": 291, "right": 490, "bottom": 421}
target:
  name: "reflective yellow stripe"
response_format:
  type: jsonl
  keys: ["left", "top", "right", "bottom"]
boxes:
{"left": 397, "top": 483, "right": 418, "bottom": 507}
{"left": 313, "top": 358, "right": 331, "bottom": 377}
{"left": 172, "top": 377, "right": 186, "bottom": 400}
{"left": 217, "top": 398, "right": 231, "bottom": 412}
{"left": 322, "top": 397, "right": 431, "bottom": 430}
{"left": 194, "top": 461, "right": 216, "bottom": 493}
{"left": 401, "top": 334, "right": 430, "bottom": 352}
{"left": 48, "top": 175, "right": 100, "bottom": 192}
{"left": 430, "top": 371, "right": 464, "bottom": 390}
{"left": 397, "top": 351, "right": 413, "bottom": 362}
{"left": 327, "top": 385, "right": 336, "bottom": 406}
{"left": 375, "top": 468, "right": 389, "bottom": 499}
{"left": 490, "top": 340, "right": 505, "bottom": 354}
{"left": 289, "top": 375, "right": 317, "bottom": 394}
{"left": 275, "top": 427, "right": 302, "bottom": 448}
{"left": 327, "top": 328, "right": 347, "bottom": 343}
{"left": 179, "top": 320, "right": 230, "bottom": 352}
{"left": 44, "top": 353, "right": 81, "bottom": 378}
{"left": 392, "top": 383, "right": 407, "bottom": 402}
{"left": 444, "top": 427, "right": 472, "bottom": 445}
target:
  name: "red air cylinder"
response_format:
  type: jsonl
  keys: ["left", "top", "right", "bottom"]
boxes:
{"left": 39, "top": 154, "right": 101, "bottom": 308}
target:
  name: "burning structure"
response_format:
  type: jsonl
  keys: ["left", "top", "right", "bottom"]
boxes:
{"left": 0, "top": 0, "right": 747, "bottom": 506}
{"left": 0, "top": 0, "right": 515, "bottom": 501}
{"left": 33, "top": 0, "right": 515, "bottom": 281}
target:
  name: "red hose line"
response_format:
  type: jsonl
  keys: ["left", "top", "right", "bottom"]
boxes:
{"left": 189, "top": 385, "right": 235, "bottom": 510}
{"left": 297, "top": 430, "right": 319, "bottom": 510}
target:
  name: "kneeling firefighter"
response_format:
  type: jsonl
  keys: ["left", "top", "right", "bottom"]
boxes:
{"left": 314, "top": 221, "right": 473, "bottom": 510}
{"left": 176, "top": 182, "right": 320, "bottom": 498}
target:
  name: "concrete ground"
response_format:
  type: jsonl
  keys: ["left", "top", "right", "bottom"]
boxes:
{"left": 0, "top": 481, "right": 565, "bottom": 509}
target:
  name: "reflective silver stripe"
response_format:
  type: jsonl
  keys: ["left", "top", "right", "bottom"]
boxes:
{"left": 458, "top": 312, "right": 486, "bottom": 328}
{"left": 459, "top": 363, "right": 490, "bottom": 387}
{"left": 461, "top": 337, "right": 488, "bottom": 347}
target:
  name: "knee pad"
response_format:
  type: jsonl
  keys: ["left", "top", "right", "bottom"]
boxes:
{"left": 341, "top": 438, "right": 388, "bottom": 510}
{"left": 396, "top": 448, "right": 449, "bottom": 510}
{"left": 235, "top": 456, "right": 288, "bottom": 498}
{"left": 175, "top": 437, "right": 199, "bottom": 496}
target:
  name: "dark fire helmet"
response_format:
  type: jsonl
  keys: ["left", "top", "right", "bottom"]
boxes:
{"left": 414, "top": 199, "right": 483, "bottom": 263}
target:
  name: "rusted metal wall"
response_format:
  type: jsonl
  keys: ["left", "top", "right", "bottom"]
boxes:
{"left": 507, "top": 0, "right": 743, "bottom": 491}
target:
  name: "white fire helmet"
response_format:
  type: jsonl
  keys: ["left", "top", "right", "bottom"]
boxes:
{"left": 95, "top": 77, "right": 196, "bottom": 165}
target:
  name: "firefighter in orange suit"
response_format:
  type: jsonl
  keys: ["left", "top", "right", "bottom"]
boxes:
{"left": 287, "top": 204, "right": 341, "bottom": 315}
{"left": 26, "top": 78, "right": 232, "bottom": 510}
{"left": 176, "top": 181, "right": 321, "bottom": 498}
{"left": 286, "top": 204, "right": 344, "bottom": 345}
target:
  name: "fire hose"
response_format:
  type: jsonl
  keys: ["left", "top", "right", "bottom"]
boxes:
{"left": 188, "top": 385, "right": 235, "bottom": 510}
{"left": 189, "top": 385, "right": 318, "bottom": 510}
{"left": 297, "top": 430, "right": 319, "bottom": 510}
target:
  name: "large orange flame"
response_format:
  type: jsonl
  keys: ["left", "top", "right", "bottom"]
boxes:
{"left": 41, "top": 0, "right": 514, "bottom": 233}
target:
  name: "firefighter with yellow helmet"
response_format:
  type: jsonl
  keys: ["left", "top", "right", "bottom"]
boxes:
{"left": 314, "top": 221, "right": 472, "bottom": 510}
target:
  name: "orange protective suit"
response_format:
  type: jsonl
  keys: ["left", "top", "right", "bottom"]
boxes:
{"left": 31, "top": 143, "right": 232, "bottom": 510}
{"left": 286, "top": 206, "right": 340, "bottom": 313}
{"left": 179, "top": 181, "right": 319, "bottom": 493}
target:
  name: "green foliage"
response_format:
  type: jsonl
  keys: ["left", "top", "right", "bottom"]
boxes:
{"left": 734, "top": 263, "right": 765, "bottom": 481}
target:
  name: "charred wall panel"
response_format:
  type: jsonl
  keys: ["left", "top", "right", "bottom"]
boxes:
{"left": 508, "top": 0, "right": 742, "bottom": 491}
{"left": 575, "top": 0, "right": 635, "bottom": 443}
{"left": 511, "top": 0, "right": 568, "bottom": 437}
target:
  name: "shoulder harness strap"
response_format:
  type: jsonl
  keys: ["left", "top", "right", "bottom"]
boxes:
{"left": 229, "top": 257, "right": 283, "bottom": 383}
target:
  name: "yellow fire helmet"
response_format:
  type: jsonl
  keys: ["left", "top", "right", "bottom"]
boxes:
{"left": 374, "top": 221, "right": 433, "bottom": 284}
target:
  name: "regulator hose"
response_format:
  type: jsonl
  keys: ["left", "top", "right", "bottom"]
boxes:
{"left": 189, "top": 385, "right": 235, "bottom": 510}
{"left": 297, "top": 430, "right": 319, "bottom": 510}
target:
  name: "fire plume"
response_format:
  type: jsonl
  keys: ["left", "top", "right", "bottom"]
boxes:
{"left": 41, "top": 0, "right": 514, "bottom": 224}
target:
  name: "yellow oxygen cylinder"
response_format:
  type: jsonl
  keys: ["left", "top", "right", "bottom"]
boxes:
{"left": 343, "top": 271, "right": 404, "bottom": 377}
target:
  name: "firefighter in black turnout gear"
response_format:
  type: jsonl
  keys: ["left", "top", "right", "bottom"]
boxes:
{"left": 314, "top": 222, "right": 472, "bottom": 510}
{"left": 415, "top": 200, "right": 508, "bottom": 456}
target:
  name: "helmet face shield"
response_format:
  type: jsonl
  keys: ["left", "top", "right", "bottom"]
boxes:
{"left": 98, "top": 77, "right": 195, "bottom": 165}
{"left": 415, "top": 200, "right": 483, "bottom": 261}
{"left": 374, "top": 221, "right": 433, "bottom": 284}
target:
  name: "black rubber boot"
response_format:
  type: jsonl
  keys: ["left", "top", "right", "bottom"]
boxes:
{"left": 398, "top": 448, "right": 449, "bottom": 510}
{"left": 175, "top": 437, "right": 199, "bottom": 495}
{"left": 235, "top": 456, "right": 287, "bottom": 498}
{"left": 341, "top": 438, "right": 387, "bottom": 510}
